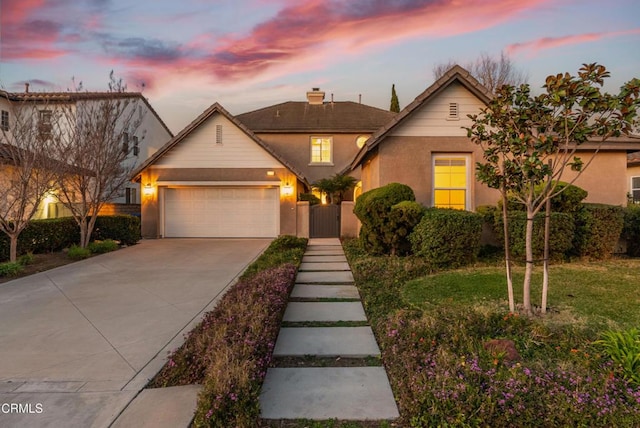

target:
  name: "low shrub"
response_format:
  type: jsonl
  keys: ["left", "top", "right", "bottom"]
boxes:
{"left": 409, "top": 208, "right": 483, "bottom": 268}
{"left": 573, "top": 204, "right": 624, "bottom": 259}
{"left": 623, "top": 205, "right": 640, "bottom": 257}
{"left": 387, "top": 201, "right": 426, "bottom": 255}
{"left": 240, "top": 235, "right": 306, "bottom": 280}
{"left": 18, "top": 252, "right": 35, "bottom": 265}
{"left": 67, "top": 245, "right": 91, "bottom": 260}
{"left": 354, "top": 183, "right": 416, "bottom": 255}
{"left": 93, "top": 215, "right": 141, "bottom": 246}
{"left": 88, "top": 239, "right": 119, "bottom": 254}
{"left": 494, "top": 211, "right": 575, "bottom": 261}
{"left": 0, "top": 261, "right": 24, "bottom": 277}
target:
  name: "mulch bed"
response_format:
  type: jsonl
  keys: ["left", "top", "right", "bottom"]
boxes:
{"left": 0, "top": 252, "right": 75, "bottom": 284}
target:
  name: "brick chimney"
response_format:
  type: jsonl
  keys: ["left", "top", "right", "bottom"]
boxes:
{"left": 306, "top": 87, "right": 325, "bottom": 105}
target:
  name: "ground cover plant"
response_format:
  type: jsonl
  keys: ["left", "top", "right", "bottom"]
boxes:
{"left": 149, "top": 235, "right": 307, "bottom": 428}
{"left": 343, "top": 239, "right": 640, "bottom": 427}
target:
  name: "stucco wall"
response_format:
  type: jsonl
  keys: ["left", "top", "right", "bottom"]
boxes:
{"left": 564, "top": 151, "right": 629, "bottom": 206}
{"left": 257, "top": 133, "right": 368, "bottom": 184}
{"left": 376, "top": 136, "right": 499, "bottom": 209}
{"left": 626, "top": 163, "right": 640, "bottom": 202}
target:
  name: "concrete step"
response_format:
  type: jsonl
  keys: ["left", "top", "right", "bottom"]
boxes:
{"left": 307, "top": 245, "right": 344, "bottom": 251}
{"left": 291, "top": 284, "right": 360, "bottom": 299}
{"left": 302, "top": 255, "right": 347, "bottom": 263}
{"left": 283, "top": 302, "right": 367, "bottom": 322}
{"left": 260, "top": 367, "right": 399, "bottom": 420}
{"left": 308, "top": 238, "right": 342, "bottom": 246}
{"left": 299, "top": 262, "right": 351, "bottom": 271}
{"left": 296, "top": 271, "right": 354, "bottom": 284}
{"left": 304, "top": 250, "right": 345, "bottom": 257}
{"left": 273, "top": 327, "right": 380, "bottom": 357}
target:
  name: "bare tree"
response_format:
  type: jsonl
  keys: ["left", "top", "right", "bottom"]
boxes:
{"left": 0, "top": 94, "right": 61, "bottom": 261}
{"left": 54, "top": 73, "right": 146, "bottom": 248}
{"left": 433, "top": 51, "right": 528, "bottom": 92}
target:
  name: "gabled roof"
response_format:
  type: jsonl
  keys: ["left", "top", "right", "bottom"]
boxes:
{"left": 629, "top": 149, "right": 640, "bottom": 166}
{"left": 1, "top": 90, "right": 173, "bottom": 139}
{"left": 350, "top": 65, "right": 492, "bottom": 169}
{"left": 130, "top": 102, "right": 308, "bottom": 184}
{"left": 237, "top": 101, "right": 396, "bottom": 133}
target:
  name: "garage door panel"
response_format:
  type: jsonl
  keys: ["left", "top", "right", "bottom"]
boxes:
{"left": 164, "top": 187, "right": 279, "bottom": 238}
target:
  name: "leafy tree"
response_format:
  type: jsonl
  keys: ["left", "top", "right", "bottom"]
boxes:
{"left": 0, "top": 95, "right": 61, "bottom": 261}
{"left": 53, "top": 73, "right": 146, "bottom": 248}
{"left": 390, "top": 84, "right": 400, "bottom": 113}
{"left": 313, "top": 173, "right": 357, "bottom": 204}
{"left": 434, "top": 51, "right": 527, "bottom": 93}
{"left": 467, "top": 63, "right": 639, "bottom": 316}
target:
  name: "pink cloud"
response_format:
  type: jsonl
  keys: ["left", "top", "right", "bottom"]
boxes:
{"left": 507, "top": 28, "right": 640, "bottom": 55}
{"left": 170, "top": 0, "right": 552, "bottom": 83}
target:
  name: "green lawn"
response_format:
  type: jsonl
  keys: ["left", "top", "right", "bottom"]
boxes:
{"left": 403, "top": 259, "right": 640, "bottom": 330}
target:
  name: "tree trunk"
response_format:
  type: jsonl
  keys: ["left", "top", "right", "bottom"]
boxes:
{"left": 9, "top": 234, "right": 18, "bottom": 262}
{"left": 501, "top": 190, "right": 515, "bottom": 312}
{"left": 523, "top": 207, "right": 535, "bottom": 316}
{"left": 541, "top": 195, "right": 551, "bottom": 314}
{"left": 80, "top": 217, "right": 89, "bottom": 248}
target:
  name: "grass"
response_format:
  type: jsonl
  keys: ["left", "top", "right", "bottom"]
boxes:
{"left": 403, "top": 260, "right": 640, "bottom": 330}
{"left": 343, "top": 239, "right": 640, "bottom": 427}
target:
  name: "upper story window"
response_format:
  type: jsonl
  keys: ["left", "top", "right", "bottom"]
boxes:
{"left": 447, "top": 102, "right": 459, "bottom": 120}
{"left": 38, "top": 109, "right": 52, "bottom": 139}
{"left": 1, "top": 110, "right": 8, "bottom": 131}
{"left": 132, "top": 135, "right": 139, "bottom": 156}
{"left": 122, "top": 132, "right": 129, "bottom": 154}
{"left": 310, "top": 136, "right": 332, "bottom": 164}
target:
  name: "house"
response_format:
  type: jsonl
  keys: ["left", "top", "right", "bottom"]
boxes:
{"left": 0, "top": 87, "right": 172, "bottom": 216}
{"left": 237, "top": 88, "right": 395, "bottom": 197}
{"left": 131, "top": 103, "right": 308, "bottom": 238}
{"left": 628, "top": 151, "right": 640, "bottom": 203}
{"left": 132, "top": 91, "right": 394, "bottom": 239}
{"left": 350, "top": 65, "right": 640, "bottom": 210}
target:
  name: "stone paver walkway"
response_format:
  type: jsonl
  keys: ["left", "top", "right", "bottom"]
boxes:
{"left": 259, "top": 238, "right": 399, "bottom": 422}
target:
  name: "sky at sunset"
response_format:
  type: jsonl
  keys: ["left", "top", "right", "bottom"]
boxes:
{"left": 1, "top": 0, "right": 639, "bottom": 133}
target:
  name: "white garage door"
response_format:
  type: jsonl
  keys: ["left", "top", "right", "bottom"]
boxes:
{"left": 164, "top": 187, "right": 279, "bottom": 238}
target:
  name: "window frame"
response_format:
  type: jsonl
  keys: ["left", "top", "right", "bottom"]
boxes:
{"left": 631, "top": 176, "right": 640, "bottom": 203}
{"left": 432, "top": 154, "right": 471, "bottom": 210}
{"left": 309, "top": 136, "right": 333, "bottom": 165}
{"left": 38, "top": 109, "right": 53, "bottom": 139}
{"left": 1, "top": 110, "right": 8, "bottom": 131}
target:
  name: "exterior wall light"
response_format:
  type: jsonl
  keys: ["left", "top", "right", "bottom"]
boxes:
{"left": 143, "top": 183, "right": 154, "bottom": 196}
{"left": 281, "top": 183, "right": 294, "bottom": 197}
{"left": 266, "top": 170, "right": 275, "bottom": 176}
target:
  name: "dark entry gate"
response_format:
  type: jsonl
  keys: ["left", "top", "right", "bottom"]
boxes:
{"left": 310, "top": 204, "right": 341, "bottom": 238}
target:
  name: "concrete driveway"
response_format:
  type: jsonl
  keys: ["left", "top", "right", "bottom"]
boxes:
{"left": 0, "top": 238, "right": 270, "bottom": 428}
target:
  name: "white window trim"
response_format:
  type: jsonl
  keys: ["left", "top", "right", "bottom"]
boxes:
{"left": 309, "top": 136, "right": 333, "bottom": 165}
{"left": 631, "top": 176, "right": 640, "bottom": 203}
{"left": 432, "top": 153, "right": 472, "bottom": 210}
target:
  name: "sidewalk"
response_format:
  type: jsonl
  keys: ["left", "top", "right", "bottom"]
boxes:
{"left": 259, "top": 238, "right": 399, "bottom": 421}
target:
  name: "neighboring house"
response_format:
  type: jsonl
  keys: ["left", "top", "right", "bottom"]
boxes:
{"left": 0, "top": 88, "right": 172, "bottom": 215}
{"left": 628, "top": 150, "right": 640, "bottom": 203}
{"left": 237, "top": 88, "right": 395, "bottom": 197}
{"left": 131, "top": 103, "right": 308, "bottom": 238}
{"left": 350, "top": 66, "right": 640, "bottom": 210}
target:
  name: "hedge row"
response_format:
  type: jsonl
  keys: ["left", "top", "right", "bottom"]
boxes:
{"left": 0, "top": 215, "right": 141, "bottom": 261}
{"left": 624, "top": 205, "right": 640, "bottom": 257}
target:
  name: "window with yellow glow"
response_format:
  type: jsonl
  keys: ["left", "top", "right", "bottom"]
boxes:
{"left": 310, "top": 137, "right": 332, "bottom": 164}
{"left": 434, "top": 156, "right": 468, "bottom": 210}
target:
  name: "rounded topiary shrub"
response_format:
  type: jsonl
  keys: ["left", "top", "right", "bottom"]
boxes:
{"left": 353, "top": 183, "right": 416, "bottom": 255}
{"left": 387, "top": 201, "right": 426, "bottom": 255}
{"left": 409, "top": 208, "right": 483, "bottom": 268}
